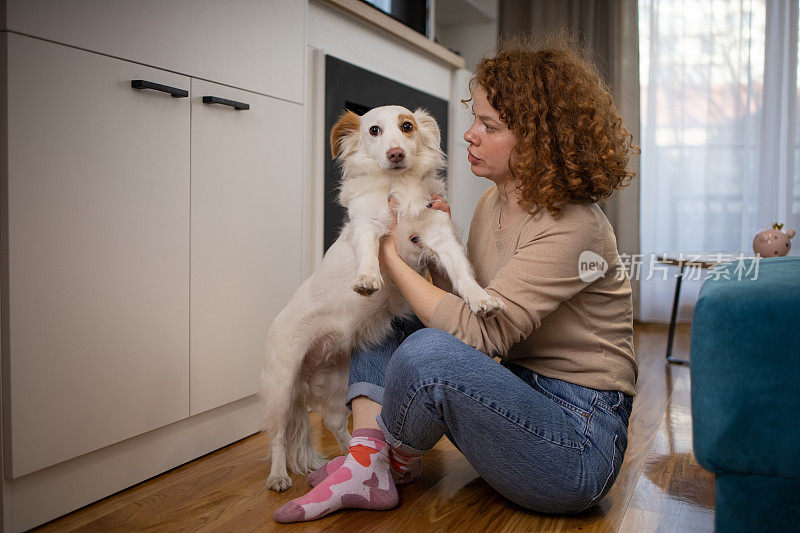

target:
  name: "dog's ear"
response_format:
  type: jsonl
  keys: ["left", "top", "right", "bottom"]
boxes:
{"left": 412, "top": 108, "right": 441, "bottom": 151}
{"left": 330, "top": 110, "right": 361, "bottom": 159}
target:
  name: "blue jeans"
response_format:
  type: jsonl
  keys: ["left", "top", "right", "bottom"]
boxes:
{"left": 346, "top": 316, "right": 633, "bottom": 514}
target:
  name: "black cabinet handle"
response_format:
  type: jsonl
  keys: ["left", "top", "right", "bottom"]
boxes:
{"left": 131, "top": 79, "right": 188, "bottom": 98}
{"left": 202, "top": 96, "right": 250, "bottom": 110}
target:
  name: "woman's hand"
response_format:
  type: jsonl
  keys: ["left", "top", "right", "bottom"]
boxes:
{"left": 380, "top": 194, "right": 452, "bottom": 268}
{"left": 424, "top": 194, "right": 453, "bottom": 291}
{"left": 428, "top": 194, "right": 451, "bottom": 217}
{"left": 406, "top": 195, "right": 451, "bottom": 247}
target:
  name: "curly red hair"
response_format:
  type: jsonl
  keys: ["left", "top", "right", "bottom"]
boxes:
{"left": 466, "top": 35, "right": 639, "bottom": 215}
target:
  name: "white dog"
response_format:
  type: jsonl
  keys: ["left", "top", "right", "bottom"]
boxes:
{"left": 260, "top": 105, "right": 504, "bottom": 492}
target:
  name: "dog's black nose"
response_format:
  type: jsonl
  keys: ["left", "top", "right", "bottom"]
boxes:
{"left": 387, "top": 148, "right": 405, "bottom": 163}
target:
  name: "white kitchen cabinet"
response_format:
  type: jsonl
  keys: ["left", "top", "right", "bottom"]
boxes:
{"left": 1, "top": 4, "right": 307, "bottom": 529}
{"left": 189, "top": 79, "right": 303, "bottom": 415}
{"left": 5, "top": 33, "right": 191, "bottom": 477}
{"left": 3, "top": 0, "right": 305, "bottom": 103}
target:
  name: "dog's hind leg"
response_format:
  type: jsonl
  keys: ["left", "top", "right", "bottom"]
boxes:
{"left": 324, "top": 405, "right": 351, "bottom": 454}
{"left": 285, "top": 387, "right": 326, "bottom": 474}
{"left": 320, "top": 360, "right": 352, "bottom": 453}
{"left": 262, "top": 316, "right": 310, "bottom": 492}
{"left": 263, "top": 358, "right": 298, "bottom": 491}
{"left": 266, "top": 423, "right": 292, "bottom": 492}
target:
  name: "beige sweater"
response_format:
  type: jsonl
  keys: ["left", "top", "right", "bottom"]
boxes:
{"left": 430, "top": 186, "right": 637, "bottom": 396}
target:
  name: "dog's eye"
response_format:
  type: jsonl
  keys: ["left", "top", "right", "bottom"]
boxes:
{"left": 402, "top": 122, "right": 413, "bottom": 132}
{"left": 369, "top": 125, "right": 381, "bottom": 136}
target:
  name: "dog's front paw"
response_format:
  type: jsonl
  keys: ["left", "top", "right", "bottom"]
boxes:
{"left": 353, "top": 273, "right": 383, "bottom": 296}
{"left": 267, "top": 474, "right": 293, "bottom": 492}
{"left": 476, "top": 296, "right": 505, "bottom": 317}
{"left": 465, "top": 290, "right": 506, "bottom": 318}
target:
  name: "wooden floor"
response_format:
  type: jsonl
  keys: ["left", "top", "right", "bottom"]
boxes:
{"left": 35, "top": 323, "right": 714, "bottom": 532}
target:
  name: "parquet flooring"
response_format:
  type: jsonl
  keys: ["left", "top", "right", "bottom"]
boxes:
{"left": 35, "top": 322, "right": 714, "bottom": 532}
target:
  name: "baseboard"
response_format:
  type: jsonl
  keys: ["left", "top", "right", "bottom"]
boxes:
{"left": 4, "top": 394, "right": 262, "bottom": 532}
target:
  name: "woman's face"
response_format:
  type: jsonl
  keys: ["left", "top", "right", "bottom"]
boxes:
{"left": 463, "top": 85, "right": 518, "bottom": 183}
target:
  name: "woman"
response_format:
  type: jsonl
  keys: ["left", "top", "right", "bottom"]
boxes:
{"left": 275, "top": 37, "right": 638, "bottom": 523}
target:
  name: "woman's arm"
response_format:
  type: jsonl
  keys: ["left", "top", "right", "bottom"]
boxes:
{"left": 382, "top": 194, "right": 607, "bottom": 358}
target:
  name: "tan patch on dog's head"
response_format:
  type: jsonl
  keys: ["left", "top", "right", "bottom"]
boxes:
{"left": 398, "top": 113, "right": 417, "bottom": 137}
{"left": 330, "top": 110, "right": 361, "bottom": 159}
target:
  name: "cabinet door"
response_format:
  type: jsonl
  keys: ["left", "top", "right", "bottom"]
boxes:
{"left": 5, "top": 34, "right": 191, "bottom": 477}
{"left": 190, "top": 79, "right": 303, "bottom": 415}
{"left": 5, "top": 0, "right": 305, "bottom": 103}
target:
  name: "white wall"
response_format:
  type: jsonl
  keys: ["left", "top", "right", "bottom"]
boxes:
{"left": 436, "top": 21, "right": 498, "bottom": 72}
{"left": 435, "top": 0, "right": 499, "bottom": 72}
{"left": 447, "top": 68, "right": 493, "bottom": 241}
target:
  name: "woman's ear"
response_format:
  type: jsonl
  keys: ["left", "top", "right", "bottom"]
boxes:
{"left": 330, "top": 110, "right": 361, "bottom": 159}
{"left": 412, "top": 108, "right": 442, "bottom": 151}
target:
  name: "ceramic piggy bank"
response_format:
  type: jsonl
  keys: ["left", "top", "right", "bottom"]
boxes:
{"left": 753, "top": 222, "right": 796, "bottom": 257}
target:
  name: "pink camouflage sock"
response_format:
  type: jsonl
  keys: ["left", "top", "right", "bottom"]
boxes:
{"left": 274, "top": 428, "right": 398, "bottom": 523}
{"left": 389, "top": 447, "right": 423, "bottom": 484}
{"left": 307, "top": 447, "right": 423, "bottom": 487}
{"left": 306, "top": 455, "right": 346, "bottom": 486}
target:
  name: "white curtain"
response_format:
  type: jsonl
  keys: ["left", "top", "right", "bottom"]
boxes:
{"left": 639, "top": 0, "right": 800, "bottom": 323}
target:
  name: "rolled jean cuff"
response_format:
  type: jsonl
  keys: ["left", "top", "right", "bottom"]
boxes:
{"left": 376, "top": 414, "right": 430, "bottom": 456}
{"left": 345, "top": 382, "right": 385, "bottom": 409}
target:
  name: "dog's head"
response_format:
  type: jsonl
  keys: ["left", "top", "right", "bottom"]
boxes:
{"left": 330, "top": 105, "right": 444, "bottom": 177}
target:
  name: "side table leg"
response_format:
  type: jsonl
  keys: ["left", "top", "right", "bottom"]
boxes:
{"left": 666, "top": 264, "right": 690, "bottom": 366}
